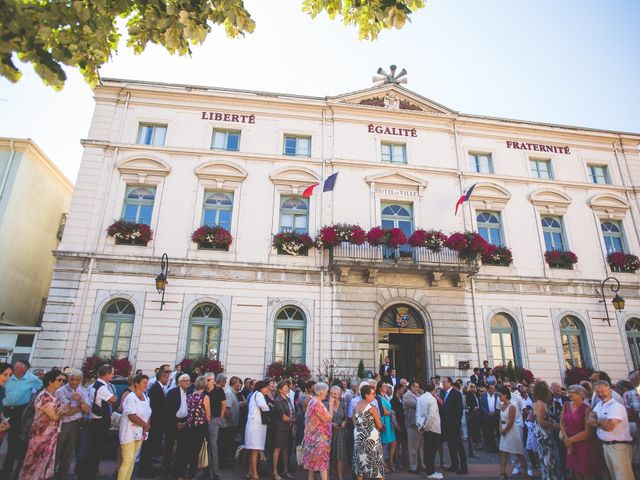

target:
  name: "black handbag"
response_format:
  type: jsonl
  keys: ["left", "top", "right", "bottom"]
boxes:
{"left": 260, "top": 409, "right": 272, "bottom": 426}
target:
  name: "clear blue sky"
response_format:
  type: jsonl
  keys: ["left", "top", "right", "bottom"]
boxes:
{"left": 0, "top": 0, "right": 639, "bottom": 181}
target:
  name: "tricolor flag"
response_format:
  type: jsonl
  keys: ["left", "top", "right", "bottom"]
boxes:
{"left": 302, "top": 172, "right": 339, "bottom": 198}
{"left": 454, "top": 184, "right": 477, "bottom": 215}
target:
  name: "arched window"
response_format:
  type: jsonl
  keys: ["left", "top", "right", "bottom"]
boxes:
{"left": 601, "top": 221, "right": 625, "bottom": 254}
{"left": 122, "top": 186, "right": 156, "bottom": 225}
{"left": 381, "top": 203, "right": 413, "bottom": 237}
{"left": 274, "top": 306, "right": 306, "bottom": 364}
{"left": 560, "top": 316, "right": 589, "bottom": 369}
{"left": 477, "top": 212, "right": 503, "bottom": 246}
{"left": 279, "top": 197, "right": 309, "bottom": 234}
{"left": 97, "top": 299, "right": 135, "bottom": 358}
{"left": 626, "top": 318, "right": 640, "bottom": 370}
{"left": 202, "top": 192, "right": 233, "bottom": 230}
{"left": 187, "top": 303, "right": 223, "bottom": 359}
{"left": 541, "top": 216, "right": 565, "bottom": 251}
{"left": 490, "top": 313, "right": 518, "bottom": 367}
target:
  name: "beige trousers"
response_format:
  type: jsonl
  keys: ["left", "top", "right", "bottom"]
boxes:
{"left": 602, "top": 443, "right": 634, "bottom": 480}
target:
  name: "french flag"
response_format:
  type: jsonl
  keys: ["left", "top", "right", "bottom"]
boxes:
{"left": 454, "top": 184, "right": 477, "bottom": 215}
{"left": 302, "top": 172, "right": 338, "bottom": 198}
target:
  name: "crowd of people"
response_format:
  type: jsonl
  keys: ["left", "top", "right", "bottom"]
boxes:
{"left": 0, "top": 358, "right": 638, "bottom": 480}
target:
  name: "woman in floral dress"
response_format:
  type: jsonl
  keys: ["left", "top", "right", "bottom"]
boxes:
{"left": 353, "top": 385, "right": 384, "bottom": 480}
{"left": 327, "top": 386, "right": 348, "bottom": 480}
{"left": 533, "top": 381, "right": 562, "bottom": 480}
{"left": 302, "top": 382, "right": 336, "bottom": 480}
{"left": 19, "top": 370, "right": 69, "bottom": 480}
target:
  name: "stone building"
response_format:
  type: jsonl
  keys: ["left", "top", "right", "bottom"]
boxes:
{"left": 32, "top": 73, "right": 640, "bottom": 382}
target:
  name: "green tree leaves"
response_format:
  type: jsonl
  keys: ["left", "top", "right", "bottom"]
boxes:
{"left": 0, "top": 0, "right": 425, "bottom": 89}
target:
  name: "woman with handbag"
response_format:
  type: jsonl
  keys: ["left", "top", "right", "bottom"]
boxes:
{"left": 272, "top": 381, "right": 295, "bottom": 480}
{"left": 176, "top": 375, "right": 211, "bottom": 480}
{"left": 117, "top": 374, "right": 151, "bottom": 480}
{"left": 245, "top": 380, "right": 272, "bottom": 480}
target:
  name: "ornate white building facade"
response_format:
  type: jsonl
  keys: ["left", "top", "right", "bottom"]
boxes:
{"left": 32, "top": 75, "right": 640, "bottom": 382}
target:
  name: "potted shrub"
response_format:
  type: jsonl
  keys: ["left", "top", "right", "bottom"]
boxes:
{"left": 273, "top": 231, "right": 314, "bottom": 256}
{"left": 178, "top": 357, "right": 224, "bottom": 376}
{"left": 445, "top": 231, "right": 489, "bottom": 261}
{"left": 564, "top": 366, "right": 594, "bottom": 386}
{"left": 607, "top": 252, "right": 640, "bottom": 273}
{"left": 191, "top": 225, "right": 233, "bottom": 250}
{"left": 408, "top": 229, "right": 448, "bottom": 253}
{"left": 107, "top": 220, "right": 153, "bottom": 245}
{"left": 544, "top": 250, "right": 578, "bottom": 269}
{"left": 265, "top": 361, "right": 311, "bottom": 382}
{"left": 482, "top": 245, "right": 513, "bottom": 266}
{"left": 82, "top": 355, "right": 132, "bottom": 380}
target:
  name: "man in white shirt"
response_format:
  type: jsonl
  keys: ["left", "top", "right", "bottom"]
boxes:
{"left": 588, "top": 380, "right": 634, "bottom": 480}
{"left": 162, "top": 373, "right": 190, "bottom": 476}
{"left": 79, "top": 364, "right": 116, "bottom": 479}
{"left": 416, "top": 381, "right": 443, "bottom": 480}
{"left": 480, "top": 384, "right": 500, "bottom": 452}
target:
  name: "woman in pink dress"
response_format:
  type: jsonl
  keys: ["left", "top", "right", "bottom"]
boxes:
{"left": 302, "top": 382, "right": 336, "bottom": 480}
{"left": 19, "top": 370, "right": 70, "bottom": 480}
{"left": 560, "top": 384, "right": 601, "bottom": 479}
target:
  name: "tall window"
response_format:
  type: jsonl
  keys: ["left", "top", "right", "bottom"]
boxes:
{"left": 588, "top": 164, "right": 610, "bottom": 184}
{"left": 187, "top": 303, "right": 222, "bottom": 359}
{"left": 626, "top": 318, "right": 640, "bottom": 370}
{"left": 211, "top": 130, "right": 240, "bottom": 151}
{"left": 490, "top": 314, "right": 518, "bottom": 367}
{"left": 279, "top": 197, "right": 309, "bottom": 234}
{"left": 202, "top": 192, "right": 233, "bottom": 230}
{"left": 541, "top": 216, "right": 565, "bottom": 251}
{"left": 381, "top": 203, "right": 413, "bottom": 237}
{"left": 122, "top": 186, "right": 156, "bottom": 225}
{"left": 477, "top": 212, "right": 503, "bottom": 246}
{"left": 601, "top": 221, "right": 625, "bottom": 254}
{"left": 560, "top": 316, "right": 589, "bottom": 369}
{"left": 381, "top": 143, "right": 407, "bottom": 164}
{"left": 137, "top": 124, "right": 167, "bottom": 146}
{"left": 97, "top": 299, "right": 135, "bottom": 358}
{"left": 284, "top": 135, "right": 311, "bottom": 157}
{"left": 469, "top": 153, "right": 493, "bottom": 174}
{"left": 274, "top": 306, "right": 306, "bottom": 364}
{"left": 530, "top": 159, "right": 553, "bottom": 179}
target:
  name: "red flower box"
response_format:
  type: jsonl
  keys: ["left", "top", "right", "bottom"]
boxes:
{"left": 179, "top": 357, "right": 224, "bottom": 376}
{"left": 107, "top": 220, "right": 153, "bottom": 245}
{"left": 607, "top": 252, "right": 640, "bottom": 273}
{"left": 266, "top": 361, "right": 311, "bottom": 381}
{"left": 544, "top": 250, "right": 578, "bottom": 268}
{"left": 273, "top": 231, "right": 314, "bottom": 256}
{"left": 316, "top": 224, "right": 367, "bottom": 248}
{"left": 191, "top": 225, "right": 233, "bottom": 250}
{"left": 366, "top": 227, "right": 407, "bottom": 248}
{"left": 482, "top": 245, "right": 513, "bottom": 266}
{"left": 445, "top": 231, "right": 489, "bottom": 261}
{"left": 408, "top": 229, "right": 448, "bottom": 252}
{"left": 82, "top": 355, "right": 132, "bottom": 380}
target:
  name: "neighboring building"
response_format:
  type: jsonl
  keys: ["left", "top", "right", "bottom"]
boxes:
{"left": 31, "top": 74, "right": 640, "bottom": 383}
{"left": 0, "top": 138, "right": 73, "bottom": 362}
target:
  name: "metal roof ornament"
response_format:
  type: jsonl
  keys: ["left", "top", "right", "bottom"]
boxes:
{"left": 372, "top": 65, "right": 408, "bottom": 86}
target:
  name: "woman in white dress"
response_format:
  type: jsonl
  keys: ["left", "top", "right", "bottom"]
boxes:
{"left": 497, "top": 386, "right": 530, "bottom": 480}
{"left": 117, "top": 374, "right": 152, "bottom": 480}
{"left": 245, "top": 380, "right": 271, "bottom": 480}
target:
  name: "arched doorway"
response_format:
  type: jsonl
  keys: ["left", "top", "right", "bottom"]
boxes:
{"left": 378, "top": 304, "right": 426, "bottom": 381}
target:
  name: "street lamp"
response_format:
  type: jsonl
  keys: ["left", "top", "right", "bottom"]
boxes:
{"left": 155, "top": 253, "right": 169, "bottom": 310}
{"left": 597, "top": 276, "right": 625, "bottom": 327}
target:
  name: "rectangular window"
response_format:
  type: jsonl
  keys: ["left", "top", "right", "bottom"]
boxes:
{"left": 136, "top": 123, "right": 167, "bottom": 146}
{"left": 381, "top": 143, "right": 407, "bottom": 164}
{"left": 202, "top": 191, "right": 233, "bottom": 230}
{"left": 530, "top": 159, "right": 553, "bottom": 180}
{"left": 588, "top": 164, "right": 610, "bottom": 184}
{"left": 284, "top": 135, "right": 311, "bottom": 157}
{"left": 469, "top": 153, "right": 493, "bottom": 174}
{"left": 279, "top": 196, "right": 309, "bottom": 234}
{"left": 211, "top": 129, "right": 240, "bottom": 151}
{"left": 122, "top": 186, "right": 156, "bottom": 225}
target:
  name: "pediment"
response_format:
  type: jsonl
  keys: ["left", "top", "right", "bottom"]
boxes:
{"left": 365, "top": 170, "right": 428, "bottom": 189}
{"left": 270, "top": 166, "right": 320, "bottom": 187}
{"left": 116, "top": 157, "right": 171, "bottom": 176}
{"left": 529, "top": 188, "right": 572, "bottom": 215}
{"left": 469, "top": 182, "right": 511, "bottom": 210}
{"left": 328, "top": 84, "right": 456, "bottom": 115}
{"left": 195, "top": 161, "right": 248, "bottom": 182}
{"left": 589, "top": 193, "right": 629, "bottom": 220}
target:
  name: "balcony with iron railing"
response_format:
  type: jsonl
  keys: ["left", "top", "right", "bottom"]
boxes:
{"left": 328, "top": 242, "right": 479, "bottom": 285}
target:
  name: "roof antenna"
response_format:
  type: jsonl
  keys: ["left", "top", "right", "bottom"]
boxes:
{"left": 372, "top": 65, "right": 408, "bottom": 86}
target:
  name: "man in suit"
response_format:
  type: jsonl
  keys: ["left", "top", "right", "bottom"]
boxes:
{"left": 479, "top": 383, "right": 500, "bottom": 452}
{"left": 383, "top": 368, "right": 399, "bottom": 387}
{"left": 479, "top": 360, "right": 490, "bottom": 377}
{"left": 470, "top": 367, "right": 483, "bottom": 386}
{"left": 162, "top": 373, "right": 191, "bottom": 478}
{"left": 403, "top": 380, "right": 425, "bottom": 473}
{"left": 380, "top": 356, "right": 392, "bottom": 376}
{"left": 139, "top": 370, "right": 169, "bottom": 477}
{"left": 440, "top": 376, "right": 467, "bottom": 474}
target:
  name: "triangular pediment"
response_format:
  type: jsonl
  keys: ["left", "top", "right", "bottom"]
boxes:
{"left": 365, "top": 170, "right": 428, "bottom": 189}
{"left": 328, "top": 84, "right": 456, "bottom": 115}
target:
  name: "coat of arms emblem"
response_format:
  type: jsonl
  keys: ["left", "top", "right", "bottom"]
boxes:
{"left": 395, "top": 306, "right": 409, "bottom": 328}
